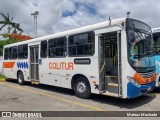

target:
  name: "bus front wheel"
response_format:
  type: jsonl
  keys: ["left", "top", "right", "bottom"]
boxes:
{"left": 17, "top": 72, "right": 25, "bottom": 85}
{"left": 74, "top": 76, "right": 91, "bottom": 99}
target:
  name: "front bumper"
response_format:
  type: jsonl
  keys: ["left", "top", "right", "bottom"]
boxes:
{"left": 127, "top": 80, "right": 156, "bottom": 99}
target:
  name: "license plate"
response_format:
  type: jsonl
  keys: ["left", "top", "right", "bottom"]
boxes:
{"left": 147, "top": 87, "right": 152, "bottom": 91}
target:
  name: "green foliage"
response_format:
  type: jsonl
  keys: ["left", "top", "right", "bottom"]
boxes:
{"left": 0, "top": 74, "right": 7, "bottom": 79}
{"left": 0, "top": 12, "right": 25, "bottom": 56}
{"left": 0, "top": 13, "right": 23, "bottom": 34}
{"left": 0, "top": 37, "right": 19, "bottom": 56}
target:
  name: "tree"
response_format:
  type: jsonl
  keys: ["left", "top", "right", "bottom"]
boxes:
{"left": 0, "top": 13, "right": 14, "bottom": 34}
{"left": 0, "top": 13, "right": 23, "bottom": 34}
{"left": 0, "top": 38, "right": 18, "bottom": 56}
{"left": 12, "top": 23, "right": 23, "bottom": 34}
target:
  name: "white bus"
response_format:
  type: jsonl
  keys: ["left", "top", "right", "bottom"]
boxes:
{"left": 2, "top": 18, "right": 156, "bottom": 99}
{"left": 0, "top": 56, "right": 2, "bottom": 74}
{"left": 152, "top": 27, "right": 160, "bottom": 87}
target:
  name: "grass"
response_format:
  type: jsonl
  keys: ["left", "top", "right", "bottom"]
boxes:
{"left": 0, "top": 74, "right": 6, "bottom": 82}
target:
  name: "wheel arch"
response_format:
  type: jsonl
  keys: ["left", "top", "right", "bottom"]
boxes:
{"left": 71, "top": 74, "right": 90, "bottom": 90}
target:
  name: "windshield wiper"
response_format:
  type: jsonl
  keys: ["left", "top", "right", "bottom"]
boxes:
{"left": 134, "top": 29, "right": 145, "bottom": 41}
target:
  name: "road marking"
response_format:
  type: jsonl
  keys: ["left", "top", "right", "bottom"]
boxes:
{"left": 0, "top": 82, "right": 106, "bottom": 111}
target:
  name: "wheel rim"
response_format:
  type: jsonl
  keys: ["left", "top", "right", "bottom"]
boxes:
{"left": 76, "top": 81, "right": 87, "bottom": 94}
{"left": 18, "top": 74, "right": 23, "bottom": 83}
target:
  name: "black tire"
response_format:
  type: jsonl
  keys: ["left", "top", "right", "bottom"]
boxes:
{"left": 74, "top": 76, "right": 91, "bottom": 99}
{"left": 17, "top": 72, "right": 25, "bottom": 85}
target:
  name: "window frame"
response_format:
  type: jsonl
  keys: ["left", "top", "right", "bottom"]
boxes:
{"left": 48, "top": 36, "right": 67, "bottom": 58}
{"left": 68, "top": 31, "right": 95, "bottom": 57}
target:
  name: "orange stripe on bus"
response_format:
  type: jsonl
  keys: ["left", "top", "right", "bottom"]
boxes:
{"left": 3, "top": 62, "right": 15, "bottom": 68}
{"left": 133, "top": 72, "right": 156, "bottom": 84}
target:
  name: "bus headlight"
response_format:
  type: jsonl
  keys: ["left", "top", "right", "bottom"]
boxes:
{"left": 127, "top": 76, "right": 140, "bottom": 87}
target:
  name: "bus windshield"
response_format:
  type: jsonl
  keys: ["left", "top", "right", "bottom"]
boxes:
{"left": 126, "top": 18, "right": 155, "bottom": 72}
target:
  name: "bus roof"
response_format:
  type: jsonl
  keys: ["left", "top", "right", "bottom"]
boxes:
{"left": 152, "top": 27, "right": 160, "bottom": 33}
{"left": 4, "top": 17, "right": 126, "bottom": 48}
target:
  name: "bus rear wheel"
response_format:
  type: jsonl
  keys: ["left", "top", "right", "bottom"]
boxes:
{"left": 17, "top": 72, "right": 25, "bottom": 85}
{"left": 74, "top": 76, "right": 91, "bottom": 99}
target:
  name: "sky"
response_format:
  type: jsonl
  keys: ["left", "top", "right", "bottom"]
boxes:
{"left": 0, "top": 0, "right": 160, "bottom": 38}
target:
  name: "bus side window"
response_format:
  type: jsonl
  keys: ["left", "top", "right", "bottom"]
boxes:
{"left": 48, "top": 37, "right": 67, "bottom": 57}
{"left": 4, "top": 48, "right": 9, "bottom": 60}
{"left": 10, "top": 46, "right": 17, "bottom": 60}
{"left": 23, "top": 45, "right": 28, "bottom": 59}
{"left": 41, "top": 40, "right": 47, "bottom": 58}
{"left": 18, "top": 44, "right": 28, "bottom": 59}
{"left": 68, "top": 31, "right": 95, "bottom": 57}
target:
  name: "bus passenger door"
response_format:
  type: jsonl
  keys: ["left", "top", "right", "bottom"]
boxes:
{"left": 30, "top": 45, "right": 39, "bottom": 82}
{"left": 98, "top": 31, "right": 122, "bottom": 97}
{"left": 99, "top": 35, "right": 106, "bottom": 93}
